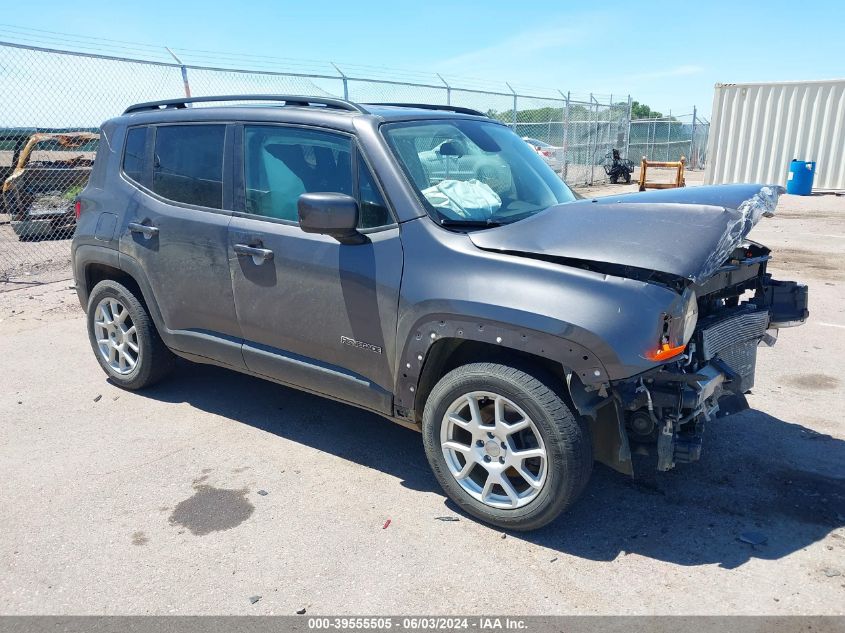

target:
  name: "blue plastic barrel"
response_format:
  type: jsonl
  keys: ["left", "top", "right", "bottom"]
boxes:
{"left": 786, "top": 159, "right": 816, "bottom": 195}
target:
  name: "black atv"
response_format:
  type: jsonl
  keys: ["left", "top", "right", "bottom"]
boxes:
{"left": 603, "top": 148, "right": 634, "bottom": 184}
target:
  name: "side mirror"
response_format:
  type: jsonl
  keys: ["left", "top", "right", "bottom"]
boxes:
{"left": 297, "top": 192, "right": 365, "bottom": 245}
{"left": 438, "top": 141, "right": 464, "bottom": 157}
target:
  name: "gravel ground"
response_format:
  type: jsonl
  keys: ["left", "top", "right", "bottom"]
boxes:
{"left": 0, "top": 179, "right": 843, "bottom": 615}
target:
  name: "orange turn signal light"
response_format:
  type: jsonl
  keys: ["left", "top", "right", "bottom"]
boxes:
{"left": 645, "top": 343, "right": 686, "bottom": 362}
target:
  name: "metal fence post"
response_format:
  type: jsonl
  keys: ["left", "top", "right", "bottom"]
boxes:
{"left": 690, "top": 105, "right": 698, "bottom": 169}
{"left": 649, "top": 114, "right": 655, "bottom": 162}
{"left": 605, "top": 93, "right": 613, "bottom": 165}
{"left": 506, "top": 82, "right": 518, "bottom": 130}
{"left": 560, "top": 90, "right": 570, "bottom": 181}
{"left": 666, "top": 109, "right": 672, "bottom": 162}
{"left": 437, "top": 73, "right": 451, "bottom": 105}
{"left": 589, "top": 93, "right": 598, "bottom": 185}
{"left": 624, "top": 94, "right": 632, "bottom": 160}
{"left": 331, "top": 63, "right": 349, "bottom": 100}
{"left": 165, "top": 47, "right": 191, "bottom": 98}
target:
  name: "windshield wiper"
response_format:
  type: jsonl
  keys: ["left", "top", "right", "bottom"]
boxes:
{"left": 438, "top": 218, "right": 503, "bottom": 229}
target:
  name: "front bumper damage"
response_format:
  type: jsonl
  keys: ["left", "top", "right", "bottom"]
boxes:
{"left": 617, "top": 359, "right": 736, "bottom": 472}
{"left": 611, "top": 276, "right": 809, "bottom": 473}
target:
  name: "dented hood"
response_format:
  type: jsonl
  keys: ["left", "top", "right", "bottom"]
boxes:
{"left": 469, "top": 184, "right": 783, "bottom": 284}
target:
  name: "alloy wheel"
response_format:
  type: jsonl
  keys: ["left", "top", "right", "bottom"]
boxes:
{"left": 93, "top": 297, "right": 139, "bottom": 375}
{"left": 440, "top": 391, "right": 547, "bottom": 509}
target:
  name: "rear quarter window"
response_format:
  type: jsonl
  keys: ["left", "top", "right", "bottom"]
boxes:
{"left": 152, "top": 124, "right": 225, "bottom": 209}
{"left": 122, "top": 127, "right": 146, "bottom": 183}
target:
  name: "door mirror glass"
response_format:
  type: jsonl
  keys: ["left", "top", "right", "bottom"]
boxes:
{"left": 298, "top": 192, "right": 364, "bottom": 244}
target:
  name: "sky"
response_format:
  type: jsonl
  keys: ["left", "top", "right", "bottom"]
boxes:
{"left": 1, "top": 0, "right": 844, "bottom": 119}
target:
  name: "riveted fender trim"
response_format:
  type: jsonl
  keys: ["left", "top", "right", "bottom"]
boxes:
{"left": 115, "top": 252, "right": 167, "bottom": 334}
{"left": 394, "top": 315, "right": 609, "bottom": 413}
{"left": 72, "top": 243, "right": 120, "bottom": 308}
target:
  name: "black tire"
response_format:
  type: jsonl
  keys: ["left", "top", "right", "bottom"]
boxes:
{"left": 610, "top": 175, "right": 619, "bottom": 184}
{"left": 422, "top": 362, "right": 593, "bottom": 531}
{"left": 86, "top": 279, "right": 175, "bottom": 390}
{"left": 624, "top": 173, "right": 632, "bottom": 184}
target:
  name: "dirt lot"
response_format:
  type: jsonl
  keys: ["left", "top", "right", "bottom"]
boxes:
{"left": 1, "top": 178, "right": 843, "bottom": 615}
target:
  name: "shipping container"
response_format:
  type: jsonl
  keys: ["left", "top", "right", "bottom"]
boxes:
{"left": 705, "top": 79, "right": 845, "bottom": 191}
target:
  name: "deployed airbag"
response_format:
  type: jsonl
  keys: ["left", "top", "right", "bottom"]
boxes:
{"left": 422, "top": 179, "right": 502, "bottom": 220}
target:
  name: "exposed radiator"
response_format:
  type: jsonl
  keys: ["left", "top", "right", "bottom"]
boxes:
{"left": 698, "top": 308, "right": 770, "bottom": 392}
{"left": 699, "top": 309, "right": 769, "bottom": 360}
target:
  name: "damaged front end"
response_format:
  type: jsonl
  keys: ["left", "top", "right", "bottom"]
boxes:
{"left": 470, "top": 182, "right": 809, "bottom": 475}
{"left": 613, "top": 239, "right": 809, "bottom": 472}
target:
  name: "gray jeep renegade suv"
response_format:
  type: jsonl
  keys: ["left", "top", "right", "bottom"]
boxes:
{"left": 72, "top": 95, "right": 808, "bottom": 530}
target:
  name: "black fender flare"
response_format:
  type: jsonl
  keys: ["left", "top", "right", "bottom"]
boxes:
{"left": 73, "top": 245, "right": 168, "bottom": 340}
{"left": 394, "top": 314, "right": 633, "bottom": 476}
{"left": 393, "top": 314, "right": 611, "bottom": 413}
{"left": 116, "top": 252, "right": 168, "bottom": 337}
{"left": 72, "top": 243, "right": 120, "bottom": 307}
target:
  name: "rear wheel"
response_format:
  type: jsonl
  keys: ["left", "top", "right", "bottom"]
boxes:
{"left": 422, "top": 362, "right": 592, "bottom": 530}
{"left": 86, "top": 280, "right": 175, "bottom": 389}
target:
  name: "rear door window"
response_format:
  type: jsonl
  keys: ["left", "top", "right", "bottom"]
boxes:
{"left": 152, "top": 124, "right": 225, "bottom": 209}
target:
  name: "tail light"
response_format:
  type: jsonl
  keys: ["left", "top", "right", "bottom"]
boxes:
{"left": 74, "top": 199, "right": 82, "bottom": 219}
{"left": 541, "top": 149, "right": 552, "bottom": 157}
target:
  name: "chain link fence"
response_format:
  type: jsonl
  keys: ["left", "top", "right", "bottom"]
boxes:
{"left": 628, "top": 112, "right": 710, "bottom": 169}
{"left": 0, "top": 40, "right": 707, "bottom": 282}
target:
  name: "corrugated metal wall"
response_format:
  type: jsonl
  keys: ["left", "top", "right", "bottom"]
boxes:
{"left": 705, "top": 79, "right": 845, "bottom": 190}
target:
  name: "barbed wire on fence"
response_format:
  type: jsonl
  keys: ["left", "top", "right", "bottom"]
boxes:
{"left": 0, "top": 38, "right": 708, "bottom": 281}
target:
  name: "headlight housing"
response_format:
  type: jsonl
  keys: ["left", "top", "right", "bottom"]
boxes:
{"left": 680, "top": 289, "right": 699, "bottom": 344}
{"left": 644, "top": 289, "right": 698, "bottom": 362}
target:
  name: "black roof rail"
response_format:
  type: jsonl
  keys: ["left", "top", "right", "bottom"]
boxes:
{"left": 365, "top": 103, "right": 487, "bottom": 117}
{"left": 123, "top": 94, "right": 369, "bottom": 115}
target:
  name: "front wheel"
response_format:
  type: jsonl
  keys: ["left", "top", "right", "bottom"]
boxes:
{"left": 422, "top": 363, "right": 592, "bottom": 531}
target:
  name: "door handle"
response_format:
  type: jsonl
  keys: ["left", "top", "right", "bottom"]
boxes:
{"left": 128, "top": 222, "right": 159, "bottom": 239}
{"left": 234, "top": 243, "right": 274, "bottom": 264}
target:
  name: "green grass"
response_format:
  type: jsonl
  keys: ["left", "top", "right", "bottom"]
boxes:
{"left": 63, "top": 184, "right": 84, "bottom": 201}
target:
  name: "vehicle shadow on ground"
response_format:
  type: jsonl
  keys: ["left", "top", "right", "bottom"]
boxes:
{"left": 141, "top": 361, "right": 845, "bottom": 569}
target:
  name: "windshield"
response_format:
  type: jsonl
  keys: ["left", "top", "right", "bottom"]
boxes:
{"left": 382, "top": 119, "right": 575, "bottom": 226}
